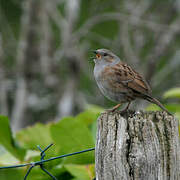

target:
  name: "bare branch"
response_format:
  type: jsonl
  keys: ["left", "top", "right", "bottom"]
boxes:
{"left": 120, "top": 22, "right": 140, "bottom": 69}
{"left": 74, "top": 12, "right": 180, "bottom": 41}
{"left": 0, "top": 34, "right": 8, "bottom": 116}
{"left": 11, "top": 0, "right": 43, "bottom": 131}
{"left": 55, "top": 0, "right": 84, "bottom": 118}
{"left": 39, "top": 0, "right": 55, "bottom": 86}
{"left": 88, "top": 32, "right": 113, "bottom": 47}
{"left": 56, "top": 79, "right": 76, "bottom": 120}
{"left": 11, "top": 78, "right": 27, "bottom": 132}
{"left": 117, "top": 1, "right": 152, "bottom": 69}
{"left": 145, "top": 17, "right": 180, "bottom": 82}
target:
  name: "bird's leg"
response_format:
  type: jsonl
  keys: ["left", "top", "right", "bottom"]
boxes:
{"left": 118, "top": 102, "right": 131, "bottom": 114}
{"left": 123, "top": 102, "right": 131, "bottom": 111}
{"left": 106, "top": 104, "right": 121, "bottom": 113}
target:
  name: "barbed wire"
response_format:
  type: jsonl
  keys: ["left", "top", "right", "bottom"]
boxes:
{"left": 0, "top": 144, "right": 95, "bottom": 180}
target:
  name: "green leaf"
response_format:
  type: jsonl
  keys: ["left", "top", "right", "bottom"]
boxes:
{"left": 163, "top": 88, "right": 180, "bottom": 99}
{"left": 0, "top": 115, "right": 25, "bottom": 160}
{"left": 76, "top": 105, "right": 102, "bottom": 142}
{"left": 16, "top": 123, "right": 57, "bottom": 157}
{"left": 0, "top": 145, "right": 19, "bottom": 165}
{"left": 91, "top": 120, "right": 97, "bottom": 142}
{"left": 50, "top": 117, "right": 95, "bottom": 164}
{"left": 16, "top": 123, "right": 52, "bottom": 148}
{"left": 146, "top": 104, "right": 162, "bottom": 111}
{"left": 0, "top": 169, "right": 22, "bottom": 180}
{"left": 76, "top": 105, "right": 103, "bottom": 126}
{"left": 64, "top": 164, "right": 95, "bottom": 180}
{"left": 165, "top": 104, "right": 180, "bottom": 113}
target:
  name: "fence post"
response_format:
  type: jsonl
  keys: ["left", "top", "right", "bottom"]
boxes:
{"left": 95, "top": 111, "right": 180, "bottom": 180}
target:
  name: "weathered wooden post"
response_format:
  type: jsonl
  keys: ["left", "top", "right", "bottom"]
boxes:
{"left": 95, "top": 111, "right": 180, "bottom": 180}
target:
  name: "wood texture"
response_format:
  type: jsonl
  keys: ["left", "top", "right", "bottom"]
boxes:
{"left": 95, "top": 111, "right": 180, "bottom": 180}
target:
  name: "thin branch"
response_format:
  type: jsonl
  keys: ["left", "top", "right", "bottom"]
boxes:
{"left": 39, "top": 0, "right": 52, "bottom": 78}
{"left": 120, "top": 22, "right": 140, "bottom": 69}
{"left": 145, "top": 17, "right": 180, "bottom": 82}
{"left": 54, "top": 0, "right": 83, "bottom": 118}
{"left": 74, "top": 12, "right": 180, "bottom": 41}
{"left": 88, "top": 32, "right": 113, "bottom": 47}
{"left": 11, "top": 0, "right": 31, "bottom": 132}
{"left": 11, "top": 78, "right": 27, "bottom": 132}
{"left": 0, "top": 34, "right": 8, "bottom": 115}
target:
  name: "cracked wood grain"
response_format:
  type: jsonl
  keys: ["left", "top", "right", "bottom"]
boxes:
{"left": 95, "top": 111, "right": 180, "bottom": 180}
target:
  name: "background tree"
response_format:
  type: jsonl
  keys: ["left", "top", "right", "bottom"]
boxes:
{"left": 0, "top": 0, "right": 179, "bottom": 132}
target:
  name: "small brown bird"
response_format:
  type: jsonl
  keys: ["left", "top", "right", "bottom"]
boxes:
{"left": 93, "top": 48, "right": 171, "bottom": 115}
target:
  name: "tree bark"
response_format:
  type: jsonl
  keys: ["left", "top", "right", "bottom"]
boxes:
{"left": 95, "top": 111, "right": 180, "bottom": 180}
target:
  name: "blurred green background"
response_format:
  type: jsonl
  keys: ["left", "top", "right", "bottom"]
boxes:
{"left": 0, "top": 0, "right": 179, "bottom": 179}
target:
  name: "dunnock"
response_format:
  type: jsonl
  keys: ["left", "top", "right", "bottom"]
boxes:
{"left": 93, "top": 48, "right": 171, "bottom": 115}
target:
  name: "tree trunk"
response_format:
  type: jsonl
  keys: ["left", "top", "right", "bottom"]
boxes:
{"left": 95, "top": 111, "right": 180, "bottom": 180}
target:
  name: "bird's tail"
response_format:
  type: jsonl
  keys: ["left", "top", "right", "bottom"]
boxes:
{"left": 145, "top": 96, "right": 172, "bottom": 116}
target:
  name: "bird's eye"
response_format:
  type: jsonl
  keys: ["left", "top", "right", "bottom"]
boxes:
{"left": 104, "top": 53, "right": 108, "bottom": 56}
{"left": 96, "top": 53, "right": 101, "bottom": 59}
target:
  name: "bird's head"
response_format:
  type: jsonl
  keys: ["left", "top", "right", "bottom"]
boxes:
{"left": 93, "top": 49, "right": 120, "bottom": 65}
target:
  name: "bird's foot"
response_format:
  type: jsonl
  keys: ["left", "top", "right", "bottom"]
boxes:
{"left": 105, "top": 104, "right": 121, "bottom": 114}
{"left": 106, "top": 102, "right": 132, "bottom": 115}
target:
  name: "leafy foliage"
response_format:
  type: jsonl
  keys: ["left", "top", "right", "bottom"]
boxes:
{"left": 64, "top": 164, "right": 95, "bottom": 180}
{"left": 0, "top": 169, "right": 22, "bottom": 180}
{"left": 163, "top": 87, "right": 180, "bottom": 99}
{"left": 50, "top": 116, "right": 95, "bottom": 164}
{"left": 0, "top": 106, "right": 102, "bottom": 180}
{"left": 16, "top": 123, "right": 53, "bottom": 150}
{"left": 0, "top": 116, "right": 25, "bottom": 161}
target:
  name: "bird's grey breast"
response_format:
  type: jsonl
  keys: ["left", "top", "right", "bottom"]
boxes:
{"left": 94, "top": 64, "right": 114, "bottom": 100}
{"left": 94, "top": 63, "right": 103, "bottom": 81}
{"left": 94, "top": 63, "right": 109, "bottom": 94}
{"left": 94, "top": 63, "right": 128, "bottom": 103}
